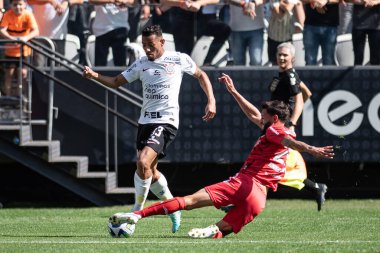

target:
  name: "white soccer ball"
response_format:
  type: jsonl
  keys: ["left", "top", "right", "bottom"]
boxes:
{"left": 107, "top": 222, "right": 135, "bottom": 238}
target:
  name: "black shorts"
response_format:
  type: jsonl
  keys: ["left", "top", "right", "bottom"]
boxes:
{"left": 136, "top": 123, "right": 177, "bottom": 159}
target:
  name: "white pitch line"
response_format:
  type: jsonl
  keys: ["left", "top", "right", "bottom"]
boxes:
{"left": 0, "top": 240, "right": 378, "bottom": 244}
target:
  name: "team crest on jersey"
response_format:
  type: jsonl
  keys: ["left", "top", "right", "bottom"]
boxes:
{"left": 164, "top": 63, "right": 175, "bottom": 75}
{"left": 269, "top": 78, "right": 280, "bottom": 92}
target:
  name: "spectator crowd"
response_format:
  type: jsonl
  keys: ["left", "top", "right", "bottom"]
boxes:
{"left": 0, "top": 0, "right": 379, "bottom": 71}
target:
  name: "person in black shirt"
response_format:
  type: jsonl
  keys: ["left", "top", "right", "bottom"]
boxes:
{"left": 270, "top": 42, "right": 328, "bottom": 211}
{"left": 351, "top": 2, "right": 380, "bottom": 65}
{"left": 301, "top": 0, "right": 340, "bottom": 65}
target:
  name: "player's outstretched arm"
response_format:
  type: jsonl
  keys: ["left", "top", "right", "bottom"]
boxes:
{"left": 281, "top": 135, "right": 334, "bottom": 159}
{"left": 218, "top": 73, "right": 262, "bottom": 128}
{"left": 83, "top": 66, "right": 128, "bottom": 89}
{"left": 193, "top": 67, "right": 216, "bottom": 122}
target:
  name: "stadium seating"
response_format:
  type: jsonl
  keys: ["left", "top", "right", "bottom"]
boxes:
{"left": 64, "top": 33, "right": 81, "bottom": 64}
{"left": 292, "top": 33, "right": 305, "bottom": 66}
{"left": 31, "top": 36, "right": 56, "bottom": 66}
{"left": 335, "top": 33, "right": 371, "bottom": 66}
{"left": 335, "top": 33, "right": 354, "bottom": 66}
{"left": 190, "top": 35, "right": 229, "bottom": 67}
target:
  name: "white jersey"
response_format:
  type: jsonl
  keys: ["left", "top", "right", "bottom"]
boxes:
{"left": 121, "top": 51, "right": 197, "bottom": 129}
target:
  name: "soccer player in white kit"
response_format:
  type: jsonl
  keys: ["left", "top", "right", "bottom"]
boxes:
{"left": 83, "top": 24, "right": 216, "bottom": 233}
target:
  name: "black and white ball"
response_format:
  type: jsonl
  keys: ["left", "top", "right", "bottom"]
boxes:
{"left": 108, "top": 222, "right": 135, "bottom": 238}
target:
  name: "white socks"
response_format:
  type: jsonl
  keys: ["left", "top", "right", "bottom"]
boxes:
{"left": 131, "top": 172, "right": 174, "bottom": 212}
{"left": 131, "top": 172, "right": 152, "bottom": 212}
{"left": 150, "top": 174, "right": 174, "bottom": 200}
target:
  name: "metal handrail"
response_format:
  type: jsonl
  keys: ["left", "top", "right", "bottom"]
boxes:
{"left": 29, "top": 39, "right": 144, "bottom": 104}
{"left": 22, "top": 61, "right": 139, "bottom": 127}
{"left": 0, "top": 38, "right": 142, "bottom": 186}
{"left": 0, "top": 38, "right": 143, "bottom": 106}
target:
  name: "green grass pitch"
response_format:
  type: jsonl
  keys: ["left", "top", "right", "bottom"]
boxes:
{"left": 1, "top": 200, "right": 379, "bottom": 253}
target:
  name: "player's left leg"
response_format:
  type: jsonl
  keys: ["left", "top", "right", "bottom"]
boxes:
{"left": 110, "top": 188, "right": 214, "bottom": 226}
{"left": 150, "top": 159, "right": 181, "bottom": 233}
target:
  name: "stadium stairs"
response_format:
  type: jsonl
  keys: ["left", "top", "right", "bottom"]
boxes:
{"left": 0, "top": 38, "right": 138, "bottom": 206}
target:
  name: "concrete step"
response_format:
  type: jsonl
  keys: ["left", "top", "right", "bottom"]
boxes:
{"left": 77, "top": 172, "right": 107, "bottom": 178}
{"left": 1, "top": 123, "right": 134, "bottom": 196}
{"left": 106, "top": 187, "right": 135, "bottom": 194}
{"left": 21, "top": 140, "right": 61, "bottom": 160}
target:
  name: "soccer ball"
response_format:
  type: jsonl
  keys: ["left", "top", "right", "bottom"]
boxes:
{"left": 107, "top": 222, "right": 135, "bottom": 238}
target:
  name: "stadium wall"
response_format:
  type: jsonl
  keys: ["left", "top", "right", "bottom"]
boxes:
{"left": 2, "top": 66, "right": 379, "bottom": 206}
{"left": 32, "top": 66, "right": 380, "bottom": 164}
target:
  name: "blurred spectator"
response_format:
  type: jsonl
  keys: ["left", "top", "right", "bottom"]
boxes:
{"left": 67, "top": 0, "right": 93, "bottom": 65}
{"left": 0, "top": 0, "right": 39, "bottom": 97}
{"left": 89, "top": 0, "right": 133, "bottom": 66}
{"left": 170, "top": 7, "right": 194, "bottom": 55}
{"left": 293, "top": 0, "right": 305, "bottom": 32}
{"left": 0, "top": 0, "right": 5, "bottom": 20}
{"left": 267, "top": 0, "right": 301, "bottom": 65}
{"left": 338, "top": 2, "right": 353, "bottom": 34}
{"left": 28, "top": 0, "right": 69, "bottom": 58}
{"left": 351, "top": 0, "right": 380, "bottom": 65}
{"left": 227, "top": 0, "right": 265, "bottom": 66}
{"left": 302, "top": 0, "right": 340, "bottom": 65}
{"left": 168, "top": 0, "right": 230, "bottom": 66}
{"left": 148, "top": 0, "right": 173, "bottom": 34}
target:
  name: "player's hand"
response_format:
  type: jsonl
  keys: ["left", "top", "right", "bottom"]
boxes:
{"left": 218, "top": 73, "right": 237, "bottom": 94}
{"left": 83, "top": 66, "right": 98, "bottom": 79}
{"left": 203, "top": 101, "right": 216, "bottom": 122}
{"left": 309, "top": 145, "right": 334, "bottom": 159}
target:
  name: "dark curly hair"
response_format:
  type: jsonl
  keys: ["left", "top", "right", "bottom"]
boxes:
{"left": 261, "top": 100, "right": 290, "bottom": 123}
{"left": 142, "top": 25, "right": 163, "bottom": 37}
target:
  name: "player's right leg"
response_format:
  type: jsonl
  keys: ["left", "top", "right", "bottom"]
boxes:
{"left": 131, "top": 147, "right": 157, "bottom": 212}
{"left": 188, "top": 220, "right": 231, "bottom": 239}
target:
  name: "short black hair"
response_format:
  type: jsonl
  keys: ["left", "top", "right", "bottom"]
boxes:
{"left": 142, "top": 25, "right": 163, "bottom": 37}
{"left": 261, "top": 100, "right": 290, "bottom": 122}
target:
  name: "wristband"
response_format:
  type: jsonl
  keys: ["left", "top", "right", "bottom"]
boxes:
{"left": 240, "top": 0, "right": 246, "bottom": 7}
{"left": 289, "top": 121, "right": 297, "bottom": 127}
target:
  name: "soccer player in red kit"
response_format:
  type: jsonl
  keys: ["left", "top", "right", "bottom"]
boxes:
{"left": 109, "top": 73, "right": 334, "bottom": 238}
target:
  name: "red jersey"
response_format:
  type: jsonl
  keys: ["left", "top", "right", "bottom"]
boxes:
{"left": 239, "top": 122, "right": 295, "bottom": 191}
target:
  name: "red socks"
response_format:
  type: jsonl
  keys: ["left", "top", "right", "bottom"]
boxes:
{"left": 213, "top": 231, "right": 223, "bottom": 239}
{"left": 134, "top": 197, "right": 186, "bottom": 218}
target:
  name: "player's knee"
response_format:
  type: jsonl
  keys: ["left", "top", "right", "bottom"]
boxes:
{"left": 136, "top": 158, "right": 152, "bottom": 175}
{"left": 252, "top": 205, "right": 265, "bottom": 217}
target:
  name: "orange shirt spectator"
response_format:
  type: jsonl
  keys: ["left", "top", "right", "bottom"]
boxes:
{"left": 0, "top": 0, "right": 39, "bottom": 57}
